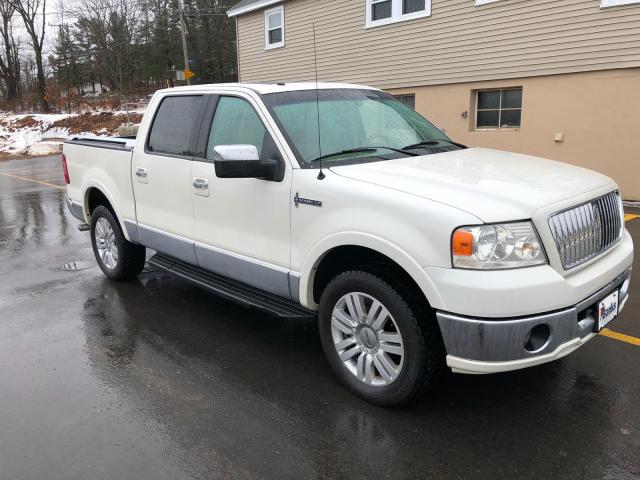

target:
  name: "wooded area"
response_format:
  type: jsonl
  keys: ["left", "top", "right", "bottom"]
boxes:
{"left": 0, "top": 0, "right": 238, "bottom": 112}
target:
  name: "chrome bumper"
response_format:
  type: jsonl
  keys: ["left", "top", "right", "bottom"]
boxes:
{"left": 436, "top": 268, "right": 631, "bottom": 374}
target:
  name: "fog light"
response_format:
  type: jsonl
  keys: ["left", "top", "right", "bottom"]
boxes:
{"left": 524, "top": 324, "right": 551, "bottom": 353}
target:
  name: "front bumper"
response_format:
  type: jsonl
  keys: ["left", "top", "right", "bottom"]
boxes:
{"left": 436, "top": 268, "right": 631, "bottom": 374}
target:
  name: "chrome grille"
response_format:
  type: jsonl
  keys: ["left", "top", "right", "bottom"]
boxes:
{"left": 548, "top": 191, "right": 623, "bottom": 270}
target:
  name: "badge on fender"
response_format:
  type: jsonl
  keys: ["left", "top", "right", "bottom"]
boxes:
{"left": 294, "top": 192, "right": 322, "bottom": 208}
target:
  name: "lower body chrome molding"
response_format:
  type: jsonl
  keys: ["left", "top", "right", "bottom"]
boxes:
{"left": 65, "top": 196, "right": 85, "bottom": 222}
{"left": 437, "top": 268, "right": 631, "bottom": 374}
{"left": 133, "top": 222, "right": 301, "bottom": 302}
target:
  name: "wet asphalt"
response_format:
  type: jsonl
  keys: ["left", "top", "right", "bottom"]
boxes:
{"left": 0, "top": 155, "right": 639, "bottom": 480}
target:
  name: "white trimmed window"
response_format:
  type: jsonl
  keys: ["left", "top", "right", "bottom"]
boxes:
{"left": 365, "top": 0, "right": 431, "bottom": 28}
{"left": 601, "top": 0, "right": 640, "bottom": 6}
{"left": 475, "top": 0, "right": 500, "bottom": 5}
{"left": 264, "top": 6, "right": 284, "bottom": 50}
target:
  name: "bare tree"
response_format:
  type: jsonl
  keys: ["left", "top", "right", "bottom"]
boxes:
{"left": 9, "top": 0, "right": 49, "bottom": 111}
{"left": 0, "top": 1, "right": 21, "bottom": 102}
{"left": 71, "top": 0, "right": 143, "bottom": 91}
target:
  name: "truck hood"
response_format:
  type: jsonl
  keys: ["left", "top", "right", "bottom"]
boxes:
{"left": 329, "top": 147, "right": 614, "bottom": 222}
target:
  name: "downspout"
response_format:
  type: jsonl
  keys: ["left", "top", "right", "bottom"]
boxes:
{"left": 235, "top": 16, "right": 241, "bottom": 82}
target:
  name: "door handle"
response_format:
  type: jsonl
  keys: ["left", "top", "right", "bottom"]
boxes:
{"left": 193, "top": 178, "right": 209, "bottom": 190}
{"left": 135, "top": 167, "right": 148, "bottom": 178}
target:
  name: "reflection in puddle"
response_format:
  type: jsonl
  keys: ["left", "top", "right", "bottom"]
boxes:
{"left": 0, "top": 189, "right": 73, "bottom": 251}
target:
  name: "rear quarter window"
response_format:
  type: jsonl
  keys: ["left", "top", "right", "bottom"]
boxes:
{"left": 147, "top": 95, "right": 204, "bottom": 156}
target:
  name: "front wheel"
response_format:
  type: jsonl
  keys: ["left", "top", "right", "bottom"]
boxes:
{"left": 318, "top": 270, "right": 443, "bottom": 406}
{"left": 90, "top": 205, "right": 146, "bottom": 281}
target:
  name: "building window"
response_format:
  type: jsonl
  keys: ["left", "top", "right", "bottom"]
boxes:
{"left": 475, "top": 88, "right": 522, "bottom": 129}
{"left": 264, "top": 6, "right": 284, "bottom": 50}
{"left": 366, "top": 0, "right": 431, "bottom": 28}
{"left": 394, "top": 94, "right": 416, "bottom": 109}
{"left": 601, "top": 0, "right": 640, "bottom": 6}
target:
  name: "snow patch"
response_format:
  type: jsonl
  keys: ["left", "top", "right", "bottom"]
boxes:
{"left": 0, "top": 112, "right": 75, "bottom": 156}
{"left": 0, "top": 109, "right": 144, "bottom": 158}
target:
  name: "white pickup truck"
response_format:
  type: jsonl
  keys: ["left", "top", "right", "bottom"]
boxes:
{"left": 63, "top": 82, "right": 633, "bottom": 405}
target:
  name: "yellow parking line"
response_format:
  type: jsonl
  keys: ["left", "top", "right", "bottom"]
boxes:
{"left": 0, "top": 171, "right": 65, "bottom": 190}
{"left": 624, "top": 214, "right": 639, "bottom": 222}
{"left": 600, "top": 328, "right": 640, "bottom": 346}
{"left": 0, "top": 167, "right": 61, "bottom": 175}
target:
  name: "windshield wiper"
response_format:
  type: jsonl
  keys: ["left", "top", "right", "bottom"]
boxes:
{"left": 309, "top": 146, "right": 417, "bottom": 163}
{"left": 402, "top": 138, "right": 467, "bottom": 150}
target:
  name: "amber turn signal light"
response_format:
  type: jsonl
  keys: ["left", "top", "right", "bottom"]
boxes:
{"left": 452, "top": 230, "right": 473, "bottom": 256}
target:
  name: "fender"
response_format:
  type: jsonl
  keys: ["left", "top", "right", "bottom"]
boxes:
{"left": 298, "top": 231, "right": 445, "bottom": 310}
{"left": 82, "top": 179, "right": 134, "bottom": 243}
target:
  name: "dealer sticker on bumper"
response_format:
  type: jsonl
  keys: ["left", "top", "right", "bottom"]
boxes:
{"left": 598, "top": 290, "right": 619, "bottom": 331}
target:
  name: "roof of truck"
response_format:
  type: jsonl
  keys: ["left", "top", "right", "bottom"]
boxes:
{"left": 158, "top": 82, "right": 380, "bottom": 95}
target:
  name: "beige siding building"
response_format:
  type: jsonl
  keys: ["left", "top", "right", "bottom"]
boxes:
{"left": 228, "top": 0, "right": 640, "bottom": 199}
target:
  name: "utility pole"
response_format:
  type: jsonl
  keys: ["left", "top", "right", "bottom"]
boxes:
{"left": 178, "top": 0, "right": 190, "bottom": 85}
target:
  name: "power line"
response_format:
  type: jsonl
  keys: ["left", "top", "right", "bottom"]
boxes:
{"left": 10, "top": 0, "right": 157, "bottom": 19}
{"left": 12, "top": 4, "right": 230, "bottom": 20}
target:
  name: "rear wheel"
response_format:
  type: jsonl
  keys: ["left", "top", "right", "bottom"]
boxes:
{"left": 90, "top": 205, "right": 146, "bottom": 281}
{"left": 319, "top": 270, "right": 443, "bottom": 406}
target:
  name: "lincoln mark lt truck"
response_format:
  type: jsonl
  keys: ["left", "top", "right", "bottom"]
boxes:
{"left": 63, "top": 83, "right": 633, "bottom": 405}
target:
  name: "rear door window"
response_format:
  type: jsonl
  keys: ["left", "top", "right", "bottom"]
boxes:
{"left": 147, "top": 95, "right": 204, "bottom": 156}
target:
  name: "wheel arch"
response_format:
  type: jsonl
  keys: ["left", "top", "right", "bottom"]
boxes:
{"left": 83, "top": 182, "right": 132, "bottom": 242}
{"left": 299, "top": 233, "right": 444, "bottom": 312}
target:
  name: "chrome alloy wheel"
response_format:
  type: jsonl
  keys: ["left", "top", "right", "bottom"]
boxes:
{"left": 331, "top": 292, "right": 405, "bottom": 387}
{"left": 94, "top": 217, "right": 118, "bottom": 269}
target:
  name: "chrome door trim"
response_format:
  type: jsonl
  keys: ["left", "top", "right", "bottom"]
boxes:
{"left": 195, "top": 241, "right": 291, "bottom": 299}
{"left": 133, "top": 222, "right": 298, "bottom": 301}
{"left": 124, "top": 219, "right": 141, "bottom": 244}
{"left": 137, "top": 223, "right": 197, "bottom": 265}
{"left": 288, "top": 272, "right": 301, "bottom": 303}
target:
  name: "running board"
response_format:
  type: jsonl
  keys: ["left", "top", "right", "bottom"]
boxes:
{"left": 148, "top": 253, "right": 316, "bottom": 320}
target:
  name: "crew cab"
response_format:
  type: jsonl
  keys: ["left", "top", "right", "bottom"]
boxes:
{"left": 63, "top": 83, "right": 633, "bottom": 405}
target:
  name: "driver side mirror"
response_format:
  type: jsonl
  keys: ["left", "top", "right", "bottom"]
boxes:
{"left": 213, "top": 145, "right": 279, "bottom": 181}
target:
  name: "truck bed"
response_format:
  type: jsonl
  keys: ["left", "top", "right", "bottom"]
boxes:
{"left": 63, "top": 135, "right": 138, "bottom": 240}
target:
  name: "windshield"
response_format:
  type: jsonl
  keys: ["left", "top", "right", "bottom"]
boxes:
{"left": 261, "top": 88, "right": 459, "bottom": 167}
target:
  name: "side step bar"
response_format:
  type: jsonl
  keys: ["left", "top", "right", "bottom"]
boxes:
{"left": 148, "top": 253, "right": 316, "bottom": 320}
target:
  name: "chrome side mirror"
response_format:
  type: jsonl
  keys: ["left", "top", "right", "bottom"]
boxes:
{"left": 212, "top": 145, "right": 278, "bottom": 180}
{"left": 213, "top": 145, "right": 260, "bottom": 162}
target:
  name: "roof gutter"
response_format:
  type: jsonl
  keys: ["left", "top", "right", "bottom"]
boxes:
{"left": 227, "top": 0, "right": 284, "bottom": 17}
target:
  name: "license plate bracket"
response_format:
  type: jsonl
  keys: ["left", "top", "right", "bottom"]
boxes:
{"left": 597, "top": 290, "right": 619, "bottom": 332}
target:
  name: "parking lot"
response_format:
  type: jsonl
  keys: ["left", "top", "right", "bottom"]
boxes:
{"left": 1, "top": 155, "right": 638, "bottom": 480}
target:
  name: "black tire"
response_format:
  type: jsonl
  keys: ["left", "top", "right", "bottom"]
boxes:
{"left": 318, "top": 270, "right": 443, "bottom": 406}
{"left": 90, "top": 205, "right": 146, "bottom": 281}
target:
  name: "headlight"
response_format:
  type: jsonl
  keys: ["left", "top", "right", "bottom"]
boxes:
{"left": 452, "top": 222, "right": 547, "bottom": 269}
